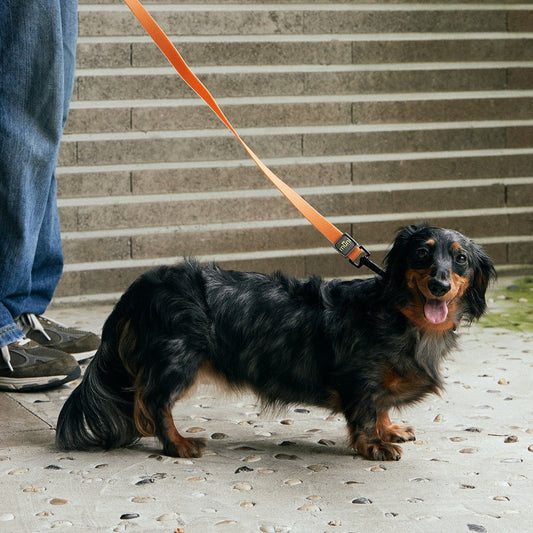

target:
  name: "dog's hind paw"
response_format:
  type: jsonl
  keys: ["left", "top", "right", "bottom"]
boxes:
{"left": 163, "top": 437, "right": 206, "bottom": 458}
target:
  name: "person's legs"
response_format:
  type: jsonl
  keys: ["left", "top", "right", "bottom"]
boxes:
{"left": 0, "top": 0, "right": 94, "bottom": 391}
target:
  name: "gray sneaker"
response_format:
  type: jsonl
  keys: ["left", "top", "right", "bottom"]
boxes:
{"left": 0, "top": 338, "right": 81, "bottom": 392}
{"left": 18, "top": 313, "right": 100, "bottom": 362}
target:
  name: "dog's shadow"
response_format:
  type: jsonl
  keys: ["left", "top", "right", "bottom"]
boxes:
{"left": 131, "top": 433, "right": 360, "bottom": 467}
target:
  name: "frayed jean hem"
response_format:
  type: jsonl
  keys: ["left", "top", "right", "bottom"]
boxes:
{"left": 0, "top": 323, "right": 24, "bottom": 349}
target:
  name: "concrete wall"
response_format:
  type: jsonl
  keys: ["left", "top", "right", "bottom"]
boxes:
{"left": 56, "top": 0, "right": 533, "bottom": 302}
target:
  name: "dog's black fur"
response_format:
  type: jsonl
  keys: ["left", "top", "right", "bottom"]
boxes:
{"left": 56, "top": 224, "right": 495, "bottom": 461}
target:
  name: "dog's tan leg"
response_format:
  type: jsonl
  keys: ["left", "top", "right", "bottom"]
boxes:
{"left": 353, "top": 411, "right": 415, "bottom": 461}
{"left": 159, "top": 406, "right": 206, "bottom": 458}
{"left": 132, "top": 359, "right": 207, "bottom": 457}
{"left": 375, "top": 411, "right": 416, "bottom": 443}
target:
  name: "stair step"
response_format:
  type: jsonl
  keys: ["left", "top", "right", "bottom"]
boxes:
{"left": 77, "top": 4, "right": 529, "bottom": 38}
{"left": 65, "top": 93, "right": 533, "bottom": 134}
{"left": 57, "top": 178, "right": 531, "bottom": 232}
{"left": 56, "top": 149, "right": 533, "bottom": 198}
{"left": 73, "top": 63, "right": 533, "bottom": 101}
{"left": 58, "top": 122, "right": 533, "bottom": 166}
{"left": 60, "top": 206, "right": 532, "bottom": 264}
{"left": 76, "top": 34, "right": 533, "bottom": 69}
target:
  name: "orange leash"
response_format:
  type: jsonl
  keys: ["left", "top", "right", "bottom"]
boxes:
{"left": 122, "top": 0, "right": 384, "bottom": 276}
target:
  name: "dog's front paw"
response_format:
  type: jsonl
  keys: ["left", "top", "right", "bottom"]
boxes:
{"left": 163, "top": 437, "right": 206, "bottom": 458}
{"left": 354, "top": 433, "right": 403, "bottom": 461}
{"left": 381, "top": 423, "right": 416, "bottom": 444}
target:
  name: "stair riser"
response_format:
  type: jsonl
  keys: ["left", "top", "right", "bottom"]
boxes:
{"left": 73, "top": 68, "right": 531, "bottom": 101}
{"left": 78, "top": 10, "right": 523, "bottom": 38}
{"left": 76, "top": 39, "right": 533, "bottom": 69}
{"left": 58, "top": 184, "right": 511, "bottom": 232}
{"left": 58, "top": 126, "right": 530, "bottom": 166}
{"left": 64, "top": 97, "right": 533, "bottom": 134}
{"left": 61, "top": 211, "right": 532, "bottom": 264}
{"left": 56, "top": 153, "right": 533, "bottom": 197}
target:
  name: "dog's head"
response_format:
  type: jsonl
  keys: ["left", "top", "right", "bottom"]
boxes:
{"left": 383, "top": 224, "right": 496, "bottom": 332}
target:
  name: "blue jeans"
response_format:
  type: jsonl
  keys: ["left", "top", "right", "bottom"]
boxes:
{"left": 0, "top": 0, "right": 77, "bottom": 348}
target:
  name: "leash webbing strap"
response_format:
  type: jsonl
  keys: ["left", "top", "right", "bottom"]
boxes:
{"left": 123, "top": 0, "right": 384, "bottom": 274}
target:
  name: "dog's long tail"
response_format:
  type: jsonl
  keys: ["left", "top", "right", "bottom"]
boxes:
{"left": 56, "top": 303, "right": 140, "bottom": 451}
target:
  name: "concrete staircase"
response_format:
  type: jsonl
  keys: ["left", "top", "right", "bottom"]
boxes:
{"left": 56, "top": 1, "right": 533, "bottom": 302}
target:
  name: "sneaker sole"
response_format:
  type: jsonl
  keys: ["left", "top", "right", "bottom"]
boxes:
{"left": 0, "top": 365, "right": 81, "bottom": 392}
{"left": 70, "top": 350, "right": 97, "bottom": 363}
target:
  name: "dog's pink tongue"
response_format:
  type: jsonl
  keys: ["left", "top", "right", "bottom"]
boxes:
{"left": 424, "top": 299, "right": 448, "bottom": 324}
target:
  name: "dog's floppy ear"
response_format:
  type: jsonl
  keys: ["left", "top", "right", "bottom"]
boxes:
{"left": 384, "top": 224, "right": 427, "bottom": 276}
{"left": 463, "top": 241, "right": 497, "bottom": 321}
{"left": 382, "top": 224, "right": 429, "bottom": 302}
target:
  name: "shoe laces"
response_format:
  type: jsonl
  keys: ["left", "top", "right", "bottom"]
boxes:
{"left": 1, "top": 338, "right": 31, "bottom": 373}
{"left": 18, "top": 313, "right": 52, "bottom": 341}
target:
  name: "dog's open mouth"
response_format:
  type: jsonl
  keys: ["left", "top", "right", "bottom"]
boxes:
{"left": 423, "top": 298, "right": 450, "bottom": 324}
{"left": 412, "top": 282, "right": 451, "bottom": 325}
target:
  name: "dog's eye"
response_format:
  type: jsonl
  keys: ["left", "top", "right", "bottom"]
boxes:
{"left": 416, "top": 248, "right": 429, "bottom": 260}
{"left": 456, "top": 252, "right": 468, "bottom": 264}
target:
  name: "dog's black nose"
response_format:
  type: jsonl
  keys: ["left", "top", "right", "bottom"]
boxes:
{"left": 428, "top": 278, "right": 451, "bottom": 297}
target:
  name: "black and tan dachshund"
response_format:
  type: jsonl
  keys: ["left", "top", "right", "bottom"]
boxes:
{"left": 56, "top": 224, "right": 495, "bottom": 461}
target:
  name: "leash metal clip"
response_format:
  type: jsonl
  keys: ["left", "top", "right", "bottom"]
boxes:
{"left": 334, "top": 233, "right": 386, "bottom": 277}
